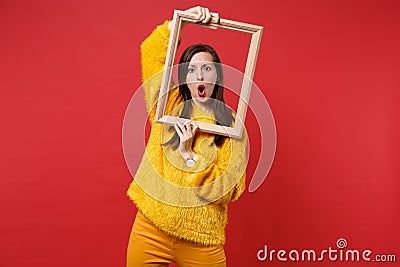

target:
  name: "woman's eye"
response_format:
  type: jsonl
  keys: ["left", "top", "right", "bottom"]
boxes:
{"left": 188, "top": 68, "right": 195, "bottom": 73}
{"left": 204, "top": 66, "right": 212, "bottom": 71}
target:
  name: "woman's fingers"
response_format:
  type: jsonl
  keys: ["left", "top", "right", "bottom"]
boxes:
{"left": 174, "top": 124, "right": 183, "bottom": 138}
{"left": 210, "top": 12, "right": 220, "bottom": 24}
{"left": 174, "top": 120, "right": 200, "bottom": 143}
{"left": 198, "top": 7, "right": 205, "bottom": 22}
{"left": 182, "top": 122, "right": 194, "bottom": 139}
{"left": 195, "top": 6, "right": 203, "bottom": 21}
{"left": 176, "top": 121, "right": 185, "bottom": 135}
{"left": 174, "top": 120, "right": 199, "bottom": 159}
{"left": 184, "top": 6, "right": 217, "bottom": 25}
{"left": 175, "top": 121, "right": 189, "bottom": 140}
{"left": 184, "top": 6, "right": 200, "bottom": 21}
{"left": 203, "top": 8, "right": 212, "bottom": 23}
{"left": 191, "top": 122, "right": 199, "bottom": 135}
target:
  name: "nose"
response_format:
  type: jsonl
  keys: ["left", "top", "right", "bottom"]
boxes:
{"left": 196, "top": 70, "right": 204, "bottom": 81}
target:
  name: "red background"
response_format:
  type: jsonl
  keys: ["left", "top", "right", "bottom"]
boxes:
{"left": 1, "top": 0, "right": 399, "bottom": 266}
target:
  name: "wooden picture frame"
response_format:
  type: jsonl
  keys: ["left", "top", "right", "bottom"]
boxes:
{"left": 155, "top": 9, "right": 263, "bottom": 139}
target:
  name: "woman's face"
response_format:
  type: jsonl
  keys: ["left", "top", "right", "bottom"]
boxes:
{"left": 186, "top": 52, "right": 218, "bottom": 103}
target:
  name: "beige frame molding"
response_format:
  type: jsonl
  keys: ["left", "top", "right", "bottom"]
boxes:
{"left": 155, "top": 10, "right": 263, "bottom": 139}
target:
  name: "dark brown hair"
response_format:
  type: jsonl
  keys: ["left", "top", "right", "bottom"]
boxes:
{"left": 163, "top": 44, "right": 234, "bottom": 150}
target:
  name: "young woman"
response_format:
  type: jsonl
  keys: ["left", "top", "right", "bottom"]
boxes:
{"left": 126, "top": 6, "right": 247, "bottom": 267}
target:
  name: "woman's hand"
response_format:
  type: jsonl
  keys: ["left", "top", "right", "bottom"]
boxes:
{"left": 168, "top": 6, "right": 219, "bottom": 30}
{"left": 174, "top": 120, "right": 199, "bottom": 161}
{"left": 184, "top": 6, "right": 219, "bottom": 24}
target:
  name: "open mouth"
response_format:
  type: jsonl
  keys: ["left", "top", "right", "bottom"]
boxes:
{"left": 197, "top": 84, "right": 206, "bottom": 97}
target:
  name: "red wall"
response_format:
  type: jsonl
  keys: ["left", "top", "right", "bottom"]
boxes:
{"left": 1, "top": 0, "right": 399, "bottom": 266}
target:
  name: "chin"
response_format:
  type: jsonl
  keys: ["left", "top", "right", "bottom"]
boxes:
{"left": 193, "top": 97, "right": 211, "bottom": 103}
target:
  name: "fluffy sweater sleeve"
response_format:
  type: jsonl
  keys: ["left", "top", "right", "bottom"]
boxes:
{"left": 140, "top": 20, "right": 172, "bottom": 123}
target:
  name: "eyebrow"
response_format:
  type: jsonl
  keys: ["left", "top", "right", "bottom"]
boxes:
{"left": 188, "top": 63, "right": 214, "bottom": 68}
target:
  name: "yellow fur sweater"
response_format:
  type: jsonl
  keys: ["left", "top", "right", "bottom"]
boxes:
{"left": 126, "top": 20, "right": 247, "bottom": 246}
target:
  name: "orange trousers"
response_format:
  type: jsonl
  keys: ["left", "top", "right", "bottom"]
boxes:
{"left": 126, "top": 211, "right": 226, "bottom": 267}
